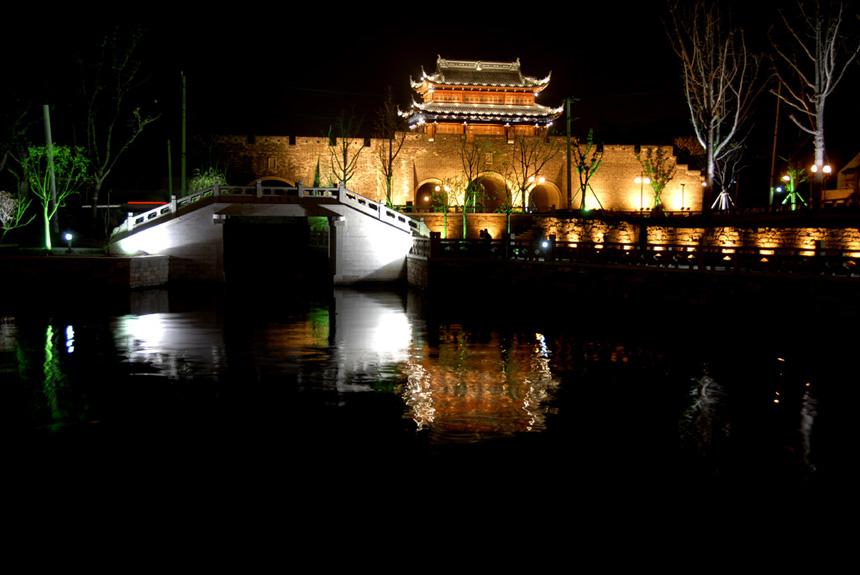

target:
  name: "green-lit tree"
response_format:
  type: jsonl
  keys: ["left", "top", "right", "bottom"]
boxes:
{"left": 430, "top": 177, "right": 465, "bottom": 239}
{"left": 23, "top": 145, "right": 90, "bottom": 250}
{"left": 636, "top": 146, "right": 677, "bottom": 213}
{"left": 779, "top": 161, "right": 809, "bottom": 211}
{"left": 188, "top": 166, "right": 229, "bottom": 193}
{"left": 570, "top": 129, "right": 604, "bottom": 211}
{"left": 490, "top": 175, "right": 521, "bottom": 235}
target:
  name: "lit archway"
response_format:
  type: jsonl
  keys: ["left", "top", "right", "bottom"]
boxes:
{"left": 480, "top": 172, "right": 510, "bottom": 213}
{"left": 529, "top": 181, "right": 561, "bottom": 212}
{"left": 414, "top": 179, "right": 446, "bottom": 211}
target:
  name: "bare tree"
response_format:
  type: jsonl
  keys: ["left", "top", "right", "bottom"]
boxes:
{"left": 374, "top": 86, "right": 407, "bottom": 208}
{"left": 81, "top": 26, "right": 159, "bottom": 221}
{"left": 666, "top": 0, "right": 760, "bottom": 214}
{"left": 570, "top": 129, "right": 603, "bottom": 211}
{"left": 0, "top": 189, "right": 33, "bottom": 241}
{"left": 506, "top": 135, "right": 560, "bottom": 212}
{"left": 770, "top": 1, "right": 860, "bottom": 207}
{"left": 711, "top": 140, "right": 749, "bottom": 210}
{"left": 328, "top": 109, "right": 364, "bottom": 187}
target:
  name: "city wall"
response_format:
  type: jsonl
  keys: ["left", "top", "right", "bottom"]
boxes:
{"left": 214, "top": 133, "right": 705, "bottom": 213}
{"left": 411, "top": 212, "right": 860, "bottom": 252}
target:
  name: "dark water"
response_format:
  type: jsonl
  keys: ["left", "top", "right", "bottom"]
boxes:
{"left": 3, "top": 280, "right": 858, "bottom": 556}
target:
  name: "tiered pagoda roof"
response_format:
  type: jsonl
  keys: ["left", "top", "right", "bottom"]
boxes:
{"left": 410, "top": 57, "right": 552, "bottom": 91}
{"left": 406, "top": 56, "right": 563, "bottom": 131}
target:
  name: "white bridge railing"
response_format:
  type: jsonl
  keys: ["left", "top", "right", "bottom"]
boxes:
{"left": 110, "top": 181, "right": 430, "bottom": 239}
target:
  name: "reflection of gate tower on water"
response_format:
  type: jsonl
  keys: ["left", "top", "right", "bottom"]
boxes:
{"left": 213, "top": 56, "right": 706, "bottom": 235}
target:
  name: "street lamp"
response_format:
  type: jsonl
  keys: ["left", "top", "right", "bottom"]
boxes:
{"left": 64, "top": 232, "right": 73, "bottom": 252}
{"left": 635, "top": 175, "right": 651, "bottom": 211}
{"left": 811, "top": 164, "right": 832, "bottom": 204}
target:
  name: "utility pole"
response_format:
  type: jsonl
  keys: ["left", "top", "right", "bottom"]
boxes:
{"left": 769, "top": 84, "right": 781, "bottom": 207}
{"left": 43, "top": 104, "right": 59, "bottom": 234}
{"left": 565, "top": 98, "right": 573, "bottom": 210}
{"left": 167, "top": 139, "right": 173, "bottom": 198}
{"left": 181, "top": 72, "right": 186, "bottom": 197}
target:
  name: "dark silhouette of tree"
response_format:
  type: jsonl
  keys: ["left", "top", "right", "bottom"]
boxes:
{"left": 80, "top": 26, "right": 159, "bottom": 222}
{"left": 328, "top": 109, "right": 364, "bottom": 187}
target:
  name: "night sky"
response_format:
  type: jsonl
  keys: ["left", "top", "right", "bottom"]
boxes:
{"left": 3, "top": 1, "right": 859, "bottom": 200}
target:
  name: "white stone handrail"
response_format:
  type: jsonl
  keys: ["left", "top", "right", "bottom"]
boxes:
{"left": 110, "top": 181, "right": 430, "bottom": 238}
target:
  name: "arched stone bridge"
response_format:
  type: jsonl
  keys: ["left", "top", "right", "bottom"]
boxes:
{"left": 108, "top": 182, "right": 429, "bottom": 284}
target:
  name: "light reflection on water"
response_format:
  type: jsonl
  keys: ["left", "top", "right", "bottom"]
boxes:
{"left": 2, "top": 284, "right": 858, "bottom": 513}
{"left": 403, "top": 329, "right": 559, "bottom": 442}
{"left": 2, "top": 287, "right": 561, "bottom": 441}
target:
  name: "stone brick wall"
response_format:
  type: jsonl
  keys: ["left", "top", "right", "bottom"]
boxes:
{"left": 129, "top": 256, "right": 170, "bottom": 289}
{"left": 215, "top": 134, "right": 705, "bottom": 213}
{"left": 409, "top": 211, "right": 860, "bottom": 252}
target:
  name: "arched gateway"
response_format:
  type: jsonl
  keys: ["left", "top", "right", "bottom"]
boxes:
{"left": 212, "top": 58, "right": 706, "bottom": 217}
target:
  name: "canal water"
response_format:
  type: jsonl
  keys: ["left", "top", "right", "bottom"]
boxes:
{"left": 3, "top": 277, "right": 858, "bottom": 553}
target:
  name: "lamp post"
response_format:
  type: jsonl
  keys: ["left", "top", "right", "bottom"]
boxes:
{"left": 811, "top": 164, "right": 832, "bottom": 207}
{"left": 64, "top": 232, "right": 73, "bottom": 252}
{"left": 635, "top": 175, "right": 651, "bottom": 211}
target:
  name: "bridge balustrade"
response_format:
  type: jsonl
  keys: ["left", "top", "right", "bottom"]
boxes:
{"left": 111, "top": 181, "right": 431, "bottom": 240}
